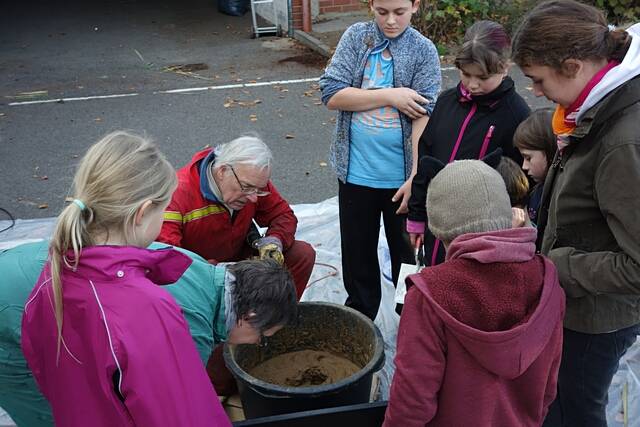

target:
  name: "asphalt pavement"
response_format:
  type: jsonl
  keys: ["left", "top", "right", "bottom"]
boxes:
{"left": 0, "top": 0, "right": 551, "bottom": 220}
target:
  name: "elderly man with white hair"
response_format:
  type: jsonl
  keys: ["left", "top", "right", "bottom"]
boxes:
{"left": 158, "top": 135, "right": 315, "bottom": 395}
{"left": 159, "top": 135, "right": 315, "bottom": 298}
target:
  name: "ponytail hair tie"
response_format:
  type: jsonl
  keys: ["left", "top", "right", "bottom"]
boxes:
{"left": 72, "top": 199, "right": 87, "bottom": 211}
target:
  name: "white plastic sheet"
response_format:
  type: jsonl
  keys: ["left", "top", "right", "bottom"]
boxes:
{"left": 1, "top": 197, "right": 639, "bottom": 425}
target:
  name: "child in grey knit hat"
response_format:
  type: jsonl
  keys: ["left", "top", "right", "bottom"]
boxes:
{"left": 426, "top": 159, "right": 514, "bottom": 245}
{"left": 385, "top": 159, "right": 564, "bottom": 427}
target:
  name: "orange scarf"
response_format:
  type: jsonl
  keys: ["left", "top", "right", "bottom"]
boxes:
{"left": 552, "top": 60, "right": 619, "bottom": 152}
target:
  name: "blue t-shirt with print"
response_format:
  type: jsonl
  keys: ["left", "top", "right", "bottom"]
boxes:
{"left": 347, "top": 41, "right": 404, "bottom": 188}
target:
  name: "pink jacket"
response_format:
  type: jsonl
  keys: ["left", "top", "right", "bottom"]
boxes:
{"left": 21, "top": 245, "right": 231, "bottom": 427}
{"left": 384, "top": 228, "right": 565, "bottom": 427}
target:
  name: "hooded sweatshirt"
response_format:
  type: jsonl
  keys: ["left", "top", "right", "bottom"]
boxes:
{"left": 576, "top": 23, "right": 640, "bottom": 124}
{"left": 383, "top": 228, "right": 565, "bottom": 427}
{"left": 21, "top": 245, "right": 231, "bottom": 427}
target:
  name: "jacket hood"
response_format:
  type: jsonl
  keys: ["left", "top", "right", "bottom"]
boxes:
{"left": 408, "top": 230, "right": 565, "bottom": 379}
{"left": 63, "top": 245, "right": 193, "bottom": 285}
{"left": 578, "top": 23, "right": 640, "bottom": 124}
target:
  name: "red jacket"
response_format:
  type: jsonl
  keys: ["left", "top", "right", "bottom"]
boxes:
{"left": 384, "top": 228, "right": 565, "bottom": 427}
{"left": 158, "top": 149, "right": 297, "bottom": 261}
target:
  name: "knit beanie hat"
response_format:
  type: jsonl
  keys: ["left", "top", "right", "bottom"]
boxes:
{"left": 427, "top": 160, "right": 512, "bottom": 242}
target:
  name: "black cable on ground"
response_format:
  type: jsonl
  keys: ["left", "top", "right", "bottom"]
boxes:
{"left": 0, "top": 207, "right": 16, "bottom": 234}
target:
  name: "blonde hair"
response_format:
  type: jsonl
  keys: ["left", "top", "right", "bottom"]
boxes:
{"left": 49, "top": 130, "right": 176, "bottom": 360}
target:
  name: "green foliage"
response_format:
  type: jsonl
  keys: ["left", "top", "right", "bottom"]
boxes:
{"left": 412, "top": 0, "right": 639, "bottom": 47}
{"left": 412, "top": 0, "right": 492, "bottom": 43}
{"left": 589, "top": 0, "right": 640, "bottom": 24}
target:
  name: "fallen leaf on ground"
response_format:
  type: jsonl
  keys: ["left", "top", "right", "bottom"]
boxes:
{"left": 319, "top": 162, "right": 327, "bottom": 167}
{"left": 249, "top": 114, "right": 258, "bottom": 122}
{"left": 38, "top": 204, "right": 49, "bottom": 209}
{"left": 285, "top": 134, "right": 295, "bottom": 139}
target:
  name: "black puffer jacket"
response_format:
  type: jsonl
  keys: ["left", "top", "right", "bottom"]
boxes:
{"left": 408, "top": 77, "right": 530, "bottom": 266}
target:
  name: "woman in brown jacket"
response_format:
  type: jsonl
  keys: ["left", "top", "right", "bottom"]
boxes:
{"left": 513, "top": 1, "right": 640, "bottom": 426}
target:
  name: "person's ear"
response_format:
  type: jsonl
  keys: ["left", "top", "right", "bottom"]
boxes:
{"left": 560, "top": 59, "right": 581, "bottom": 78}
{"left": 499, "top": 61, "right": 511, "bottom": 76}
{"left": 411, "top": 0, "right": 420, "bottom": 13}
{"left": 214, "top": 165, "right": 227, "bottom": 180}
{"left": 134, "top": 200, "right": 154, "bottom": 226}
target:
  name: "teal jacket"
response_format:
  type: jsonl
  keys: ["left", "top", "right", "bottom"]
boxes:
{"left": 0, "top": 240, "right": 227, "bottom": 427}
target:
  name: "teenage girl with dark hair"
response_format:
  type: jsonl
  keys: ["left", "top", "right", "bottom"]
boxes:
{"left": 408, "top": 20, "right": 530, "bottom": 267}
{"left": 513, "top": 1, "right": 640, "bottom": 425}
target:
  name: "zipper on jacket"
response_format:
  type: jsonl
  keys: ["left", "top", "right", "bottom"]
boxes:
{"left": 478, "top": 125, "right": 495, "bottom": 159}
{"left": 448, "top": 103, "right": 478, "bottom": 162}
{"left": 551, "top": 150, "right": 564, "bottom": 171}
{"left": 431, "top": 103, "right": 479, "bottom": 266}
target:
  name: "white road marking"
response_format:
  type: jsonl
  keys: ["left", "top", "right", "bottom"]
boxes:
{"left": 8, "top": 93, "right": 139, "bottom": 106}
{"left": 158, "top": 77, "right": 321, "bottom": 94}
{"left": 7, "top": 67, "right": 459, "bottom": 106}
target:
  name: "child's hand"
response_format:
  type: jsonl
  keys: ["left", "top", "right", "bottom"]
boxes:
{"left": 511, "top": 207, "right": 531, "bottom": 228}
{"left": 410, "top": 233, "right": 423, "bottom": 249}
{"left": 386, "top": 88, "right": 428, "bottom": 120}
{"left": 392, "top": 179, "right": 413, "bottom": 214}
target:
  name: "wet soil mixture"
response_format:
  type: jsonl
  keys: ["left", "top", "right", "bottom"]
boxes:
{"left": 249, "top": 349, "right": 361, "bottom": 387}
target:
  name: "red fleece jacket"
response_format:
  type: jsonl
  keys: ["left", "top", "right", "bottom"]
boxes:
{"left": 384, "top": 228, "right": 565, "bottom": 427}
{"left": 158, "top": 148, "right": 297, "bottom": 261}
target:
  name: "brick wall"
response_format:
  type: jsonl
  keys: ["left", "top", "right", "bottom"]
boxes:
{"left": 292, "top": 0, "right": 364, "bottom": 29}
{"left": 292, "top": 0, "right": 303, "bottom": 29}
{"left": 319, "top": 0, "right": 363, "bottom": 14}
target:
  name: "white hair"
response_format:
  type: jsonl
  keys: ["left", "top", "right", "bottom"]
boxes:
{"left": 213, "top": 135, "right": 273, "bottom": 171}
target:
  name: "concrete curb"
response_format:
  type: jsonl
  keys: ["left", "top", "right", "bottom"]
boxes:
{"left": 293, "top": 30, "right": 333, "bottom": 58}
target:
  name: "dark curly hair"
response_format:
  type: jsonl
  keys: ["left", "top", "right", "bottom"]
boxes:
{"left": 227, "top": 258, "right": 298, "bottom": 332}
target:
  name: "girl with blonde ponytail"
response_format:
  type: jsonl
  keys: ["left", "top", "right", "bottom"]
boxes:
{"left": 21, "top": 131, "right": 231, "bottom": 427}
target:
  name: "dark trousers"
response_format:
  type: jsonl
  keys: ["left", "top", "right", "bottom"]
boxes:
{"left": 338, "top": 181, "right": 414, "bottom": 321}
{"left": 543, "top": 324, "right": 640, "bottom": 427}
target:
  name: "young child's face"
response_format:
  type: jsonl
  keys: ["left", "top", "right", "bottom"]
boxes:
{"left": 369, "top": 0, "right": 419, "bottom": 39}
{"left": 520, "top": 148, "right": 548, "bottom": 183}
{"left": 459, "top": 63, "right": 506, "bottom": 96}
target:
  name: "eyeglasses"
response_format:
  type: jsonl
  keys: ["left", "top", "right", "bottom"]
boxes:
{"left": 228, "top": 166, "right": 271, "bottom": 197}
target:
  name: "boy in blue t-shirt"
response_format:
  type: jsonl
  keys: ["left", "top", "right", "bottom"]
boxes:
{"left": 319, "top": 0, "right": 441, "bottom": 320}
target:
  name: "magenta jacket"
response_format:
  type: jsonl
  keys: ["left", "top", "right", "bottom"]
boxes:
{"left": 21, "top": 245, "right": 231, "bottom": 427}
{"left": 384, "top": 228, "right": 565, "bottom": 427}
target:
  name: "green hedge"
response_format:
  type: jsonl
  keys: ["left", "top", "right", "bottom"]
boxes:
{"left": 412, "top": 0, "right": 638, "bottom": 46}
{"left": 586, "top": 0, "right": 640, "bottom": 24}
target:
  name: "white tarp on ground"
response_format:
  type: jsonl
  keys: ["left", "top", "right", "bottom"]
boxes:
{"left": 1, "top": 196, "right": 638, "bottom": 426}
